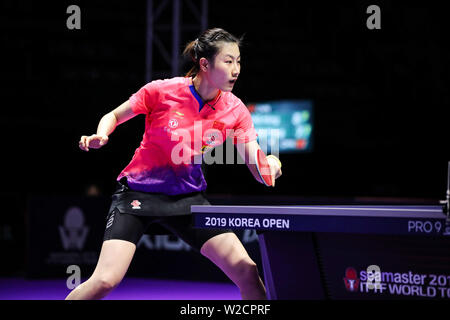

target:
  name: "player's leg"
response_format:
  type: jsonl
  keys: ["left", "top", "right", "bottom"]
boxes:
{"left": 65, "top": 210, "right": 146, "bottom": 300}
{"left": 65, "top": 239, "right": 136, "bottom": 300}
{"left": 200, "top": 232, "right": 267, "bottom": 300}
{"left": 159, "top": 215, "right": 266, "bottom": 300}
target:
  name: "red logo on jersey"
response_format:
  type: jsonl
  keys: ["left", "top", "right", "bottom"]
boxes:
{"left": 168, "top": 119, "right": 179, "bottom": 129}
{"left": 131, "top": 200, "right": 142, "bottom": 210}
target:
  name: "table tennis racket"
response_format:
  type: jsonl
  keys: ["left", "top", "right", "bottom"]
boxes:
{"left": 255, "top": 149, "right": 273, "bottom": 187}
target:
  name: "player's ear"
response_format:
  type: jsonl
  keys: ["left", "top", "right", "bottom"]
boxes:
{"left": 199, "top": 57, "right": 209, "bottom": 72}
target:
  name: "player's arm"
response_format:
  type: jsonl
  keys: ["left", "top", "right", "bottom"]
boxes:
{"left": 237, "top": 140, "right": 282, "bottom": 186}
{"left": 79, "top": 100, "right": 137, "bottom": 151}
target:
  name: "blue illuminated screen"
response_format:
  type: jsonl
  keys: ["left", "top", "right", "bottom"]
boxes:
{"left": 247, "top": 100, "right": 313, "bottom": 153}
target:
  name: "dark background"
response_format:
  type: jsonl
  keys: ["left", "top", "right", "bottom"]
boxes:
{"left": 3, "top": 0, "right": 449, "bottom": 200}
{"left": 1, "top": 0, "right": 449, "bottom": 276}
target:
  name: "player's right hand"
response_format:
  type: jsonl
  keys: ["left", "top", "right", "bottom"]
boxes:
{"left": 79, "top": 134, "right": 109, "bottom": 151}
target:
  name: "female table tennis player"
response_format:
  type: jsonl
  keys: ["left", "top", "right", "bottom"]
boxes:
{"left": 67, "top": 28, "right": 282, "bottom": 300}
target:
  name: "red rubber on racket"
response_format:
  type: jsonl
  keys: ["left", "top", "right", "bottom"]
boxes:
{"left": 255, "top": 149, "right": 273, "bottom": 187}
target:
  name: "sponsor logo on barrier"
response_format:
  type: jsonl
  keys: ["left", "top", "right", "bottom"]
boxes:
{"left": 46, "top": 206, "right": 98, "bottom": 266}
{"left": 137, "top": 230, "right": 258, "bottom": 251}
{"left": 343, "top": 266, "right": 450, "bottom": 299}
{"left": 58, "top": 207, "right": 89, "bottom": 251}
{"left": 343, "top": 267, "right": 360, "bottom": 292}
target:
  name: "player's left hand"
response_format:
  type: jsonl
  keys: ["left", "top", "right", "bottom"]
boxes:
{"left": 266, "top": 155, "right": 282, "bottom": 187}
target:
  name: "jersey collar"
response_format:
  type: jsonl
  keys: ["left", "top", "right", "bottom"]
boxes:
{"left": 187, "top": 77, "right": 222, "bottom": 112}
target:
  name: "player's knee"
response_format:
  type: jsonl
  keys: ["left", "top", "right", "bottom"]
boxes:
{"left": 94, "top": 275, "right": 120, "bottom": 293}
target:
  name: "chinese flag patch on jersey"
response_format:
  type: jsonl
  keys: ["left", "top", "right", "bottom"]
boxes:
{"left": 212, "top": 121, "right": 225, "bottom": 130}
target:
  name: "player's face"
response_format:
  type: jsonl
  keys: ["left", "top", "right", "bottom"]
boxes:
{"left": 208, "top": 42, "right": 241, "bottom": 92}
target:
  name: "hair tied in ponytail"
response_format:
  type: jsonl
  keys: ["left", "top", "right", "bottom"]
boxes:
{"left": 193, "top": 38, "right": 199, "bottom": 60}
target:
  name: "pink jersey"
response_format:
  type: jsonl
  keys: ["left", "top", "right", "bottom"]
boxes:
{"left": 117, "top": 77, "right": 257, "bottom": 195}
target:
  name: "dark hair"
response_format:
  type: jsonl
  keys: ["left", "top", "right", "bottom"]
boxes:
{"left": 183, "top": 28, "right": 243, "bottom": 77}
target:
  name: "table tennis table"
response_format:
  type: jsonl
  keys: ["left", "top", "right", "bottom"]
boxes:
{"left": 191, "top": 204, "right": 450, "bottom": 300}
